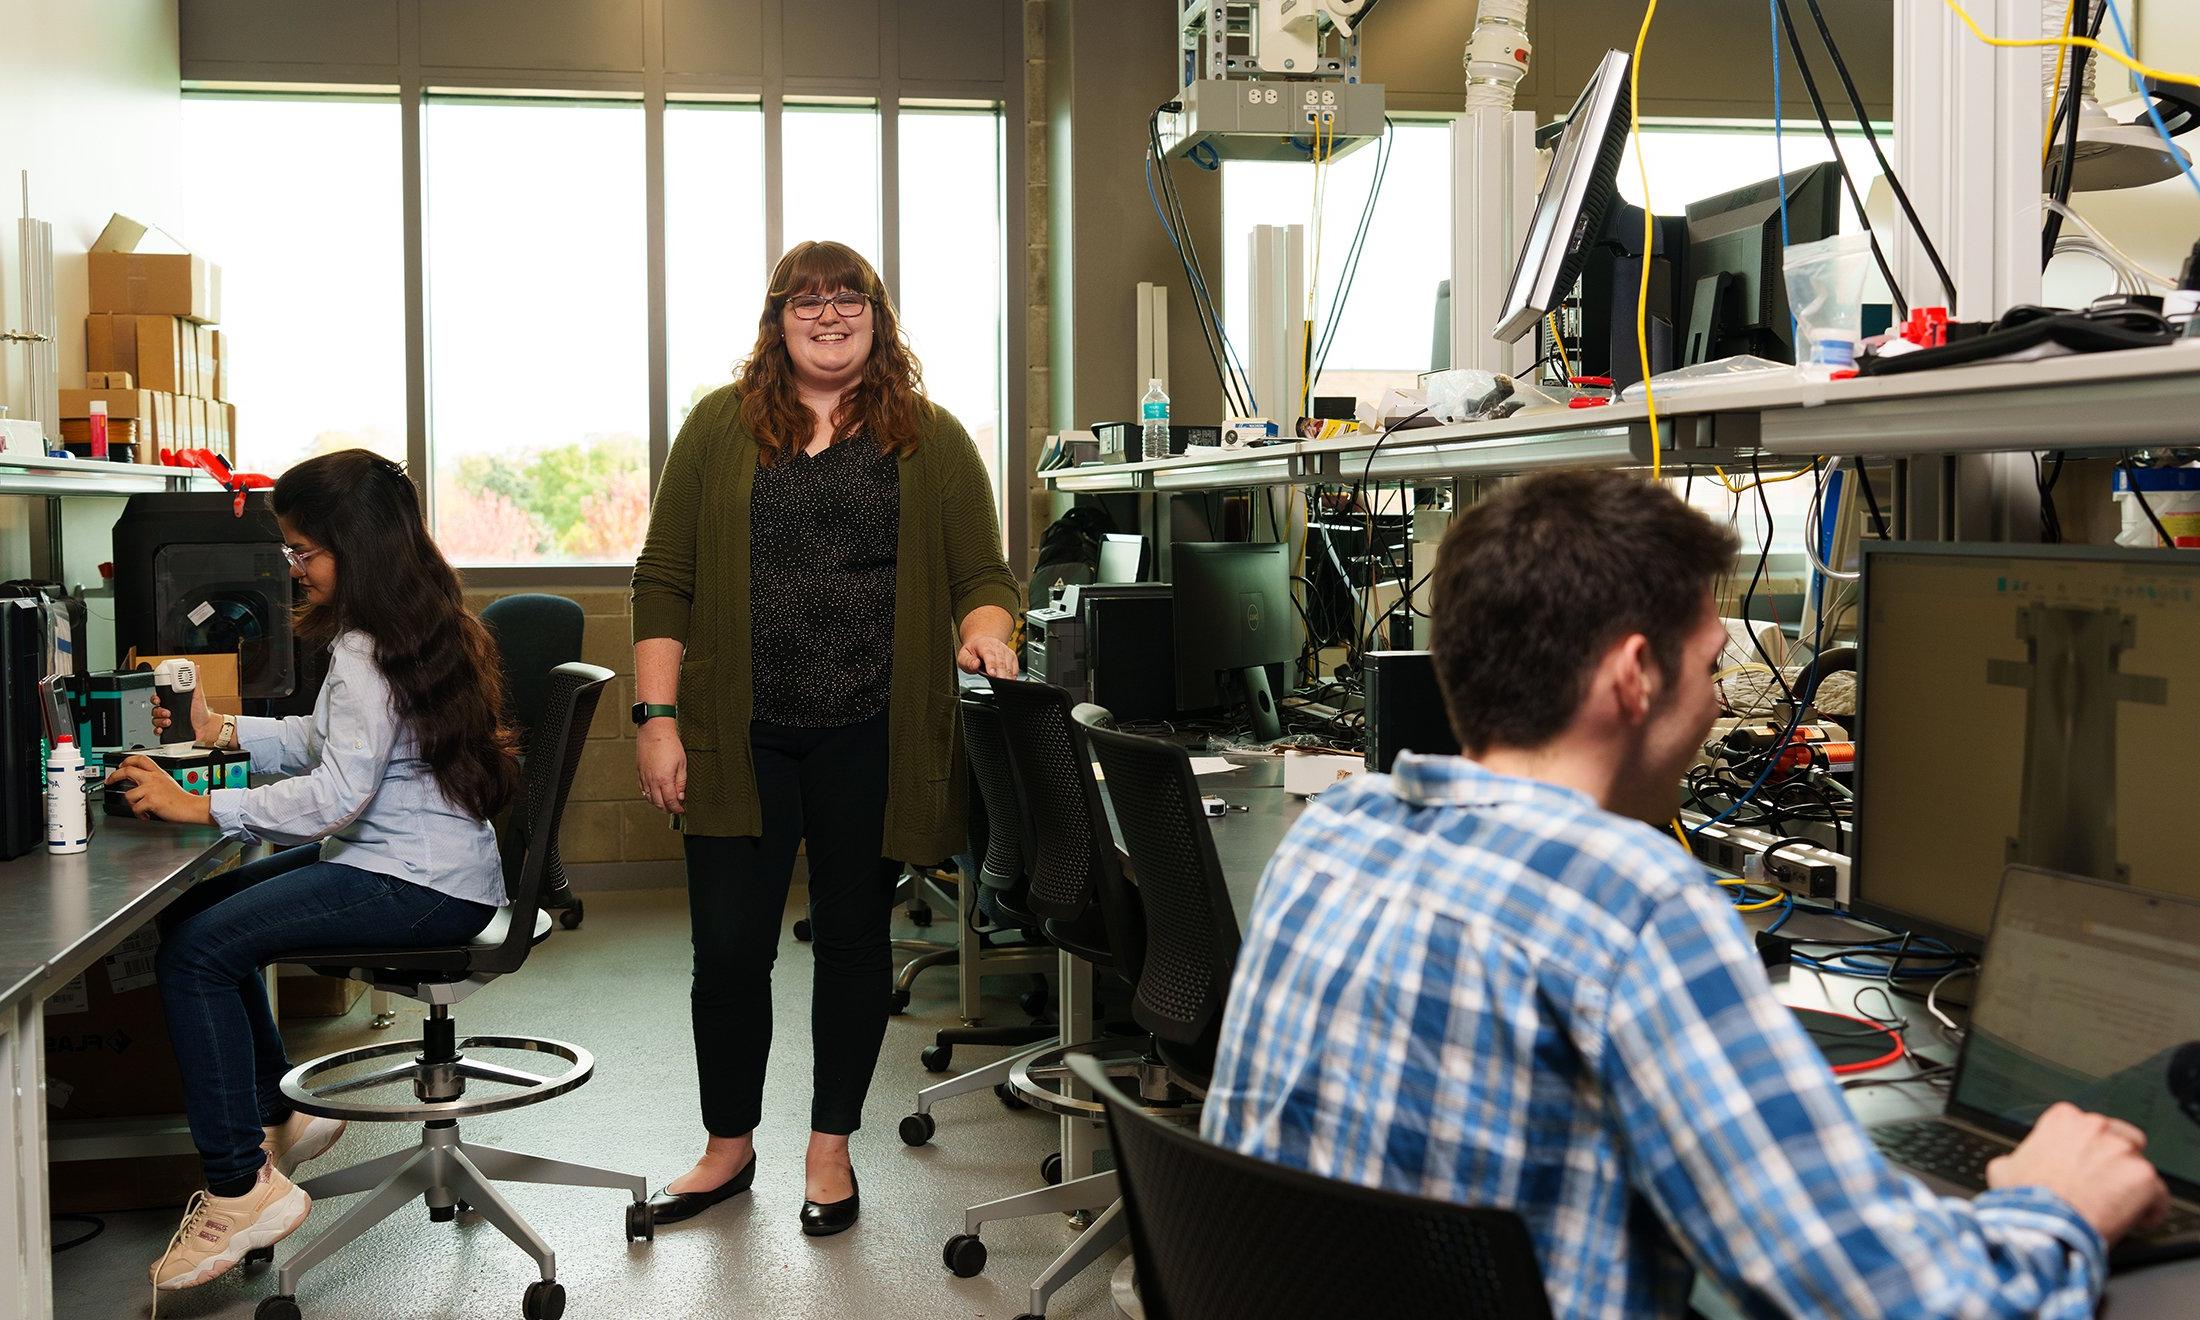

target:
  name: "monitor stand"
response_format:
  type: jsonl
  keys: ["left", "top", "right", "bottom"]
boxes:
{"left": 1228, "top": 665, "right": 1284, "bottom": 743}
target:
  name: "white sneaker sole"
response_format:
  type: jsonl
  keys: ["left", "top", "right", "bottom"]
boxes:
{"left": 275, "top": 1119, "right": 347, "bottom": 1175}
{"left": 155, "top": 1186, "right": 312, "bottom": 1290}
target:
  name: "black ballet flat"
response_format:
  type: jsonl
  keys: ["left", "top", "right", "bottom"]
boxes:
{"left": 646, "top": 1157, "right": 756, "bottom": 1226}
{"left": 799, "top": 1171, "right": 859, "bottom": 1237}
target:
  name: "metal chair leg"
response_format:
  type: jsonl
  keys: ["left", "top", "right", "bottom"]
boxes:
{"left": 277, "top": 1146, "right": 435, "bottom": 1295}
{"left": 295, "top": 1144, "right": 415, "bottom": 1200}
{"left": 916, "top": 1038, "right": 1056, "bottom": 1117}
{"left": 964, "top": 1168, "right": 1119, "bottom": 1232}
{"left": 1027, "top": 1197, "right": 1129, "bottom": 1319}
{"left": 462, "top": 1142, "right": 649, "bottom": 1197}
{"left": 448, "top": 1147, "right": 557, "bottom": 1282}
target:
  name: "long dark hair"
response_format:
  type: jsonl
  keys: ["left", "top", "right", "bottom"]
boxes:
{"left": 273, "top": 450, "right": 520, "bottom": 822}
{"left": 733, "top": 240, "right": 930, "bottom": 467}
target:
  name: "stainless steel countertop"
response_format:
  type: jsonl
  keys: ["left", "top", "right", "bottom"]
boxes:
{"left": 0, "top": 816, "right": 242, "bottom": 1014}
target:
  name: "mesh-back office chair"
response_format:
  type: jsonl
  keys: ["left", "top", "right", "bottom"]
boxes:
{"left": 480, "top": 593, "right": 587, "bottom": 932}
{"left": 936, "top": 679, "right": 1201, "bottom": 1320}
{"left": 1082, "top": 725, "right": 1243, "bottom": 1091}
{"left": 252, "top": 664, "right": 648, "bottom": 1320}
{"left": 1064, "top": 1054, "right": 1555, "bottom": 1320}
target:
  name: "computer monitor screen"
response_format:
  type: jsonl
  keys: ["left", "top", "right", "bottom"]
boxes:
{"left": 1492, "top": 49, "right": 1633, "bottom": 345}
{"left": 1172, "top": 542, "right": 1295, "bottom": 739}
{"left": 1680, "top": 161, "right": 1840, "bottom": 366}
{"left": 1851, "top": 543, "right": 2200, "bottom": 949}
{"left": 1098, "top": 534, "right": 1144, "bottom": 584}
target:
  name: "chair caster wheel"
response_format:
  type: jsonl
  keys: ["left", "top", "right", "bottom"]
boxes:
{"left": 1018, "top": 988, "right": 1052, "bottom": 1018}
{"left": 921, "top": 1043, "right": 952, "bottom": 1072}
{"left": 900, "top": 1112, "right": 936, "bottom": 1146}
{"left": 559, "top": 900, "right": 584, "bottom": 931}
{"left": 626, "top": 1200, "right": 654, "bottom": 1242}
{"left": 793, "top": 918, "right": 813, "bottom": 942}
{"left": 523, "top": 1280, "right": 566, "bottom": 1320}
{"left": 1040, "top": 1151, "right": 1063, "bottom": 1184}
{"left": 994, "top": 1082, "right": 1027, "bottom": 1111}
{"left": 429, "top": 1203, "right": 457, "bottom": 1223}
{"left": 908, "top": 903, "right": 934, "bottom": 927}
{"left": 892, "top": 988, "right": 913, "bottom": 1016}
{"left": 943, "top": 1232, "right": 988, "bottom": 1278}
{"left": 256, "top": 1296, "right": 302, "bottom": 1320}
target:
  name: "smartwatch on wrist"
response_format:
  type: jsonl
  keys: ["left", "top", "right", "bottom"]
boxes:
{"left": 632, "top": 702, "right": 678, "bottom": 727}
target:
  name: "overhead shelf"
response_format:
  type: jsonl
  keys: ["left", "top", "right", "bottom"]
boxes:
{"left": 0, "top": 451, "right": 215, "bottom": 498}
{"left": 1042, "top": 341, "right": 2200, "bottom": 493}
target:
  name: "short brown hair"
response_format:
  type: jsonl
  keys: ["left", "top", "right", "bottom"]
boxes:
{"left": 1428, "top": 470, "right": 1738, "bottom": 752}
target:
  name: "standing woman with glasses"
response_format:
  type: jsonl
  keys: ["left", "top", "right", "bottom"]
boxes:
{"left": 631, "top": 240, "right": 1020, "bottom": 1235}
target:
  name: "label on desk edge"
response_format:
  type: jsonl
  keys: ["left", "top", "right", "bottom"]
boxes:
{"left": 103, "top": 927, "right": 160, "bottom": 994}
{"left": 41, "top": 974, "right": 90, "bottom": 1017}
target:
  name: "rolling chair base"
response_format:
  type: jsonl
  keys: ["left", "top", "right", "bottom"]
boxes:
{"left": 944, "top": 1170, "right": 1129, "bottom": 1320}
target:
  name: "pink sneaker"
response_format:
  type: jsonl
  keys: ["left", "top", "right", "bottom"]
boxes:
{"left": 149, "top": 1165, "right": 311, "bottom": 1302}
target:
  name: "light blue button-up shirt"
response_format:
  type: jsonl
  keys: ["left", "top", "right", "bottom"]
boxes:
{"left": 208, "top": 630, "right": 508, "bottom": 910}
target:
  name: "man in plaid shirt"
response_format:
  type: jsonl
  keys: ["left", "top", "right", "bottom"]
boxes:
{"left": 1201, "top": 470, "right": 2165, "bottom": 1317}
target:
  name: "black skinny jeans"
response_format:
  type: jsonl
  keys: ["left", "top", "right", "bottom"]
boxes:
{"left": 685, "top": 711, "right": 902, "bottom": 1137}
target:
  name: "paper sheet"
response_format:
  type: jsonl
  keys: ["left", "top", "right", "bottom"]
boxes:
{"left": 1092, "top": 756, "right": 1245, "bottom": 781}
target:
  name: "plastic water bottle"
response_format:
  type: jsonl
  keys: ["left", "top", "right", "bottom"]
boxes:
{"left": 1140, "top": 379, "right": 1170, "bottom": 460}
{"left": 47, "top": 735, "right": 88, "bottom": 854}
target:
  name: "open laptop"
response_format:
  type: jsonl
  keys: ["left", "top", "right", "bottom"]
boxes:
{"left": 1869, "top": 865, "right": 2200, "bottom": 1269}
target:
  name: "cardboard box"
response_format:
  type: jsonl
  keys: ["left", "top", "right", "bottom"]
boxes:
{"left": 42, "top": 928, "right": 186, "bottom": 1121}
{"left": 86, "top": 215, "right": 220, "bottom": 322}
{"left": 190, "top": 397, "right": 211, "bottom": 450}
{"left": 52, "top": 1153, "right": 202, "bottom": 1215}
{"left": 210, "top": 329, "right": 227, "bottom": 401}
{"left": 86, "top": 313, "right": 186, "bottom": 394}
{"left": 180, "top": 325, "right": 200, "bottom": 398}
{"left": 276, "top": 966, "right": 366, "bottom": 1021}
{"left": 124, "top": 652, "right": 241, "bottom": 709}
{"left": 84, "top": 370, "right": 134, "bottom": 389}
{"left": 221, "top": 402, "right": 236, "bottom": 456}
{"left": 1283, "top": 750, "right": 1365, "bottom": 798}
{"left": 60, "top": 420, "right": 141, "bottom": 452}
{"left": 60, "top": 387, "right": 156, "bottom": 421}
{"left": 152, "top": 392, "right": 178, "bottom": 454}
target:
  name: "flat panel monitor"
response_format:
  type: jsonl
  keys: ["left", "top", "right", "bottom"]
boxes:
{"left": 1098, "top": 534, "right": 1144, "bottom": 584}
{"left": 1172, "top": 541, "right": 1294, "bottom": 742}
{"left": 1492, "top": 49, "right": 1633, "bottom": 345}
{"left": 1850, "top": 542, "right": 2200, "bottom": 950}
{"left": 1680, "top": 161, "right": 1840, "bottom": 366}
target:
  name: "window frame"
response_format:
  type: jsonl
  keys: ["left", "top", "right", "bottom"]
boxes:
{"left": 183, "top": 81, "right": 1017, "bottom": 587}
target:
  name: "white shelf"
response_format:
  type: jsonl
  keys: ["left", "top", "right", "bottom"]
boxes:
{"left": 0, "top": 451, "right": 214, "bottom": 498}
{"left": 1041, "top": 341, "right": 2200, "bottom": 493}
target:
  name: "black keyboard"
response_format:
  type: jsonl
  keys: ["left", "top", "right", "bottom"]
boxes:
{"left": 1874, "top": 1119, "right": 2200, "bottom": 1244}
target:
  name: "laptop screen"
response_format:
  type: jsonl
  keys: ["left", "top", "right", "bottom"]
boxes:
{"left": 1954, "top": 866, "right": 2200, "bottom": 1198}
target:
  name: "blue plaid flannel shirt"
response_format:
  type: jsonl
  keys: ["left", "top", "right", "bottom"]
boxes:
{"left": 1202, "top": 754, "right": 2105, "bottom": 1318}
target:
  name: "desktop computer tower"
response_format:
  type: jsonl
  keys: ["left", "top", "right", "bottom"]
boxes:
{"left": 1364, "top": 650, "right": 1460, "bottom": 771}
{"left": 0, "top": 589, "right": 47, "bottom": 860}
{"left": 1024, "top": 584, "right": 1175, "bottom": 721}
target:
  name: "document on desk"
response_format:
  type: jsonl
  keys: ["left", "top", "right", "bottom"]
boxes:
{"left": 1092, "top": 756, "right": 1244, "bottom": 780}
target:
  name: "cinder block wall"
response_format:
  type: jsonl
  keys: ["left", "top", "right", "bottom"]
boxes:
{"left": 460, "top": 585, "right": 680, "bottom": 873}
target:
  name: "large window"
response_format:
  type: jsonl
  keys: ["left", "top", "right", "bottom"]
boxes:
{"left": 783, "top": 102, "right": 883, "bottom": 265}
{"left": 1222, "top": 120, "right": 1455, "bottom": 408}
{"left": 425, "top": 97, "right": 648, "bottom": 566}
{"left": 1619, "top": 125, "right": 1884, "bottom": 228}
{"left": 666, "top": 101, "right": 767, "bottom": 433}
{"left": 899, "top": 107, "right": 1006, "bottom": 496}
{"left": 180, "top": 94, "right": 404, "bottom": 475}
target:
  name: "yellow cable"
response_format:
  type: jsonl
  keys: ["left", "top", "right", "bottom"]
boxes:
{"left": 1302, "top": 114, "right": 1331, "bottom": 418}
{"left": 2042, "top": 0, "right": 2076, "bottom": 166}
{"left": 1629, "top": 0, "right": 1662, "bottom": 479}
{"left": 1547, "top": 311, "right": 1573, "bottom": 383}
{"left": 1671, "top": 818, "right": 1692, "bottom": 852}
{"left": 1707, "top": 463, "right": 1816, "bottom": 495}
{"left": 1943, "top": 0, "right": 2200, "bottom": 92}
{"left": 1715, "top": 876, "right": 1789, "bottom": 912}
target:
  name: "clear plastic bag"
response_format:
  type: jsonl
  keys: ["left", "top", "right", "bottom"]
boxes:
{"left": 1783, "top": 232, "right": 1870, "bottom": 373}
{"left": 1619, "top": 355, "right": 1792, "bottom": 402}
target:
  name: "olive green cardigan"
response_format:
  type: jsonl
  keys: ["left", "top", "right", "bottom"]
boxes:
{"left": 630, "top": 386, "right": 1022, "bottom": 861}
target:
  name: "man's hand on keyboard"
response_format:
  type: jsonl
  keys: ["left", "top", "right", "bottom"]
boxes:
{"left": 1988, "top": 1102, "right": 2171, "bottom": 1244}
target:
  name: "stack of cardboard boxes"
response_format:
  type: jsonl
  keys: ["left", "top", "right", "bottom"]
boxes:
{"left": 61, "top": 224, "right": 234, "bottom": 464}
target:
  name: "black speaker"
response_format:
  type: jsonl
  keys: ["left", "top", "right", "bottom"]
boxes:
{"left": 1363, "top": 650, "right": 1460, "bottom": 772}
{"left": 112, "top": 492, "right": 324, "bottom": 716}
{"left": 0, "top": 589, "right": 46, "bottom": 860}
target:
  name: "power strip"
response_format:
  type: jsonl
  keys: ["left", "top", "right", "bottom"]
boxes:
{"left": 1680, "top": 811, "right": 1851, "bottom": 906}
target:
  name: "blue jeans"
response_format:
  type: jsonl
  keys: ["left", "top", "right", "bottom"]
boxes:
{"left": 155, "top": 846, "right": 496, "bottom": 1192}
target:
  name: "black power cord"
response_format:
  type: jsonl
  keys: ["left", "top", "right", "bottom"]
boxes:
{"left": 1312, "top": 117, "right": 1396, "bottom": 384}
{"left": 1148, "top": 105, "right": 1254, "bottom": 417}
{"left": 1771, "top": 0, "right": 1908, "bottom": 318}
{"left": 2122, "top": 456, "right": 2181, "bottom": 549}
{"left": 1797, "top": 0, "right": 1958, "bottom": 309}
{"left": 2043, "top": 3, "right": 2112, "bottom": 266}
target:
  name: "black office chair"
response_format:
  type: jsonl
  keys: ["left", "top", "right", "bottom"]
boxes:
{"left": 1064, "top": 1053, "right": 1556, "bottom": 1320}
{"left": 1082, "top": 724, "right": 1246, "bottom": 1091}
{"left": 480, "top": 592, "right": 586, "bottom": 931}
{"left": 254, "top": 663, "right": 648, "bottom": 1320}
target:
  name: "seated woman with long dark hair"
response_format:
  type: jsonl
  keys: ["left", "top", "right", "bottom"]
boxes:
{"left": 106, "top": 449, "right": 519, "bottom": 1301}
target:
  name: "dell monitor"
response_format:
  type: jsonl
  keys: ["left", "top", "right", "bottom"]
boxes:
{"left": 1172, "top": 542, "right": 1294, "bottom": 742}
{"left": 1680, "top": 161, "right": 1841, "bottom": 366}
{"left": 1098, "top": 534, "right": 1145, "bottom": 584}
{"left": 1849, "top": 542, "right": 2200, "bottom": 951}
{"left": 1492, "top": 49, "right": 1634, "bottom": 346}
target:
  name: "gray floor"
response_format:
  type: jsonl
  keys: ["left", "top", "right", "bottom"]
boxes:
{"left": 56, "top": 886, "right": 1124, "bottom": 1320}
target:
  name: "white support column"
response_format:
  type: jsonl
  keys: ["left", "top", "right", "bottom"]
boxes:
{"left": 1893, "top": 0, "right": 2044, "bottom": 319}
{"left": 3, "top": 1000, "right": 54, "bottom": 1320}
{"left": 1449, "top": 108, "right": 1538, "bottom": 375}
{"left": 1248, "top": 223, "right": 1306, "bottom": 423}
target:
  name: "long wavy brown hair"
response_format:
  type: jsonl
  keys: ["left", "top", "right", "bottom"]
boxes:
{"left": 734, "top": 240, "right": 930, "bottom": 466}
{"left": 273, "top": 450, "right": 521, "bottom": 823}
